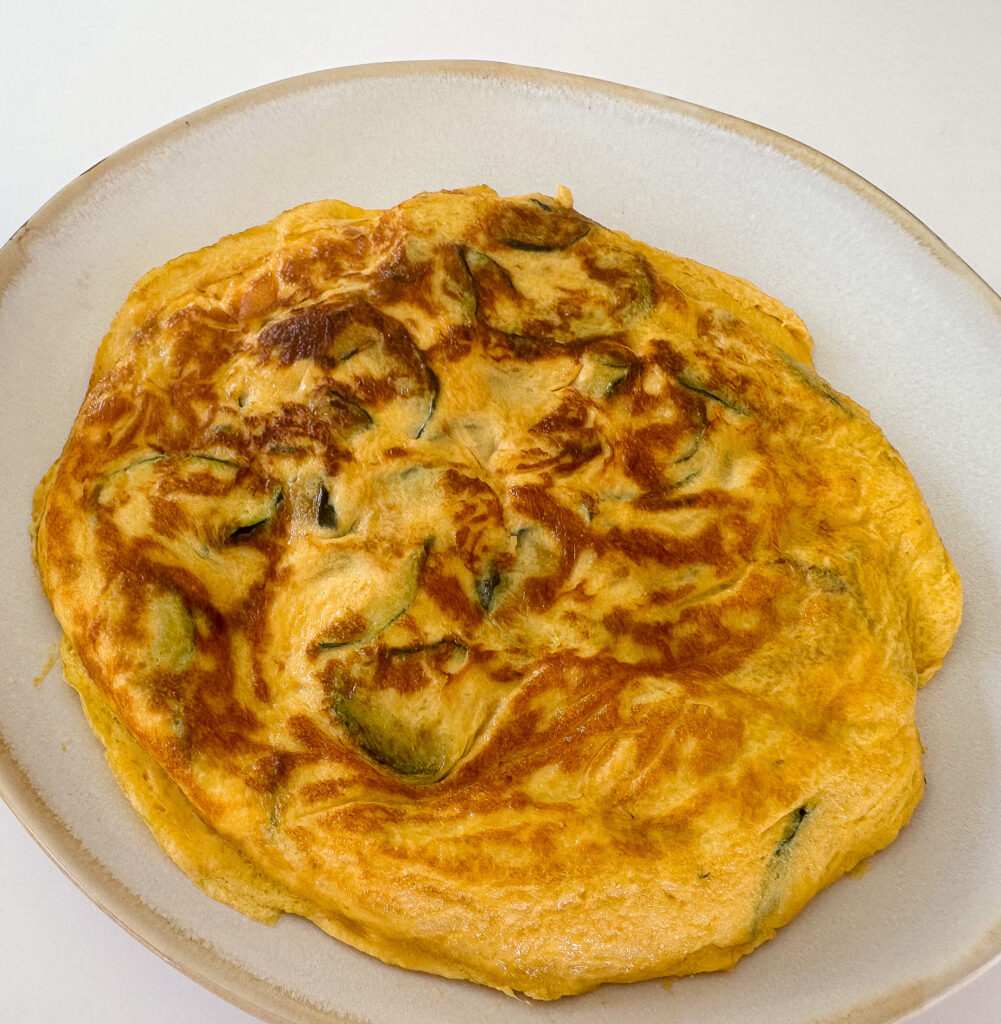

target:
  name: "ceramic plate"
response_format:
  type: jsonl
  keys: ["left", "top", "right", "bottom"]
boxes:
{"left": 2, "top": 61, "right": 1000, "bottom": 1024}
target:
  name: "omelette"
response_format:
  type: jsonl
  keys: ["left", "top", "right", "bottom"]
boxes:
{"left": 31, "top": 186, "right": 961, "bottom": 999}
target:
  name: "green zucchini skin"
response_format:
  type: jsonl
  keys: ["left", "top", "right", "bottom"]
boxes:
{"left": 676, "top": 372, "right": 751, "bottom": 416}
{"left": 751, "top": 805, "right": 812, "bottom": 936}
{"left": 330, "top": 692, "right": 446, "bottom": 780}
{"left": 228, "top": 487, "right": 283, "bottom": 541}
{"left": 259, "top": 299, "right": 438, "bottom": 441}
{"left": 474, "top": 566, "right": 501, "bottom": 611}
{"left": 329, "top": 640, "right": 469, "bottom": 781}
{"left": 317, "top": 389, "right": 374, "bottom": 435}
{"left": 773, "top": 806, "right": 809, "bottom": 856}
{"left": 414, "top": 364, "right": 439, "bottom": 439}
{"left": 575, "top": 352, "right": 631, "bottom": 399}
{"left": 314, "top": 543, "right": 429, "bottom": 650}
{"left": 314, "top": 483, "right": 338, "bottom": 530}
{"left": 462, "top": 242, "right": 654, "bottom": 342}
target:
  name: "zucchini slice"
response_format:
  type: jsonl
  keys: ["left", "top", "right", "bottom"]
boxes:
{"left": 775, "top": 346, "right": 851, "bottom": 413}
{"left": 414, "top": 366, "right": 439, "bottom": 439}
{"left": 314, "top": 483, "right": 338, "bottom": 530}
{"left": 753, "top": 804, "right": 812, "bottom": 933}
{"left": 329, "top": 641, "right": 470, "bottom": 781}
{"left": 676, "top": 371, "right": 751, "bottom": 417}
{"left": 576, "top": 351, "right": 632, "bottom": 399}
{"left": 434, "top": 244, "right": 478, "bottom": 324}
{"left": 97, "top": 454, "right": 283, "bottom": 548}
{"left": 593, "top": 247, "right": 654, "bottom": 324}
{"left": 263, "top": 300, "right": 438, "bottom": 440}
{"left": 488, "top": 198, "right": 591, "bottom": 251}
{"left": 461, "top": 248, "right": 524, "bottom": 337}
{"left": 474, "top": 565, "right": 501, "bottom": 611}
{"left": 95, "top": 452, "right": 239, "bottom": 500}
{"left": 146, "top": 590, "right": 195, "bottom": 673}
{"left": 463, "top": 244, "right": 654, "bottom": 342}
{"left": 331, "top": 691, "right": 448, "bottom": 780}
{"left": 310, "top": 388, "right": 374, "bottom": 437}
{"left": 773, "top": 806, "right": 808, "bottom": 856}
{"left": 227, "top": 486, "right": 283, "bottom": 541}
{"left": 315, "top": 542, "right": 428, "bottom": 650}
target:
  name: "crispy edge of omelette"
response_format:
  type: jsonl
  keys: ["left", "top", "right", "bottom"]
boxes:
{"left": 59, "top": 636, "right": 294, "bottom": 925}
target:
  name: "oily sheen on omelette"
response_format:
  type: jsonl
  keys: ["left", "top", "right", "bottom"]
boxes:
{"left": 31, "top": 186, "right": 961, "bottom": 999}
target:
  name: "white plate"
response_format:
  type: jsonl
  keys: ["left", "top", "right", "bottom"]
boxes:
{"left": 1, "top": 61, "right": 1000, "bottom": 1024}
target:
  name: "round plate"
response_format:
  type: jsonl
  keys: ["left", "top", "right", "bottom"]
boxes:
{"left": 1, "top": 61, "right": 999, "bottom": 1024}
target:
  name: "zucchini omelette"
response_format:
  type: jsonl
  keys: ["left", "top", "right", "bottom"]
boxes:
{"left": 31, "top": 186, "right": 961, "bottom": 998}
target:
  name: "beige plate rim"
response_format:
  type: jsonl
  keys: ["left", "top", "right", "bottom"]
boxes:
{"left": 2, "top": 59, "right": 1000, "bottom": 1024}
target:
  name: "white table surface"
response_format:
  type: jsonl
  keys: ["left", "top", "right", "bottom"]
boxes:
{"left": 2, "top": 2, "right": 999, "bottom": 1021}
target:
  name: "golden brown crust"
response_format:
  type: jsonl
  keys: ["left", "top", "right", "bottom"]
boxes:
{"left": 33, "top": 186, "right": 961, "bottom": 998}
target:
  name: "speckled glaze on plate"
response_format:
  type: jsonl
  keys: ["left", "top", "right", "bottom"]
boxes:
{"left": 1, "top": 61, "right": 1000, "bottom": 1024}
